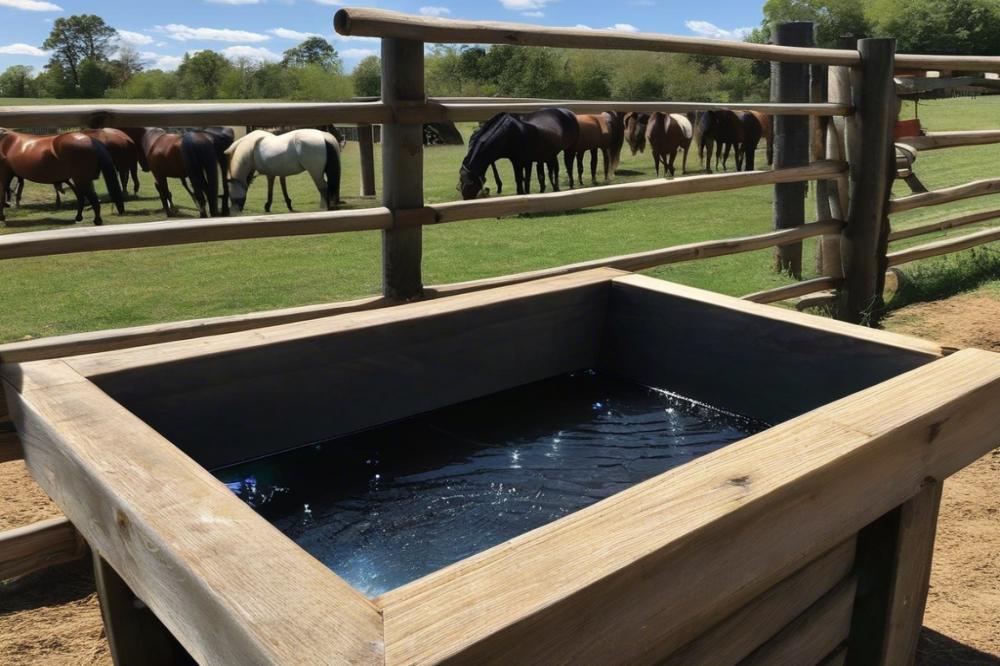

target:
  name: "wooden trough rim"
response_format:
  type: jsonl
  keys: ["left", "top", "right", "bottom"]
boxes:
{"left": 6, "top": 269, "right": 998, "bottom": 665}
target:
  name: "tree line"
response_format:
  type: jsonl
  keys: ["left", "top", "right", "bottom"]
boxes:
{"left": 1, "top": 0, "right": 998, "bottom": 102}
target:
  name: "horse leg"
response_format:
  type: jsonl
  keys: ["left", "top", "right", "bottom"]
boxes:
{"left": 589, "top": 149, "right": 598, "bottom": 184}
{"left": 491, "top": 162, "right": 503, "bottom": 194}
{"left": 132, "top": 164, "right": 140, "bottom": 195}
{"left": 154, "top": 176, "right": 173, "bottom": 217}
{"left": 668, "top": 150, "right": 677, "bottom": 177}
{"left": 69, "top": 181, "right": 85, "bottom": 222}
{"left": 0, "top": 176, "right": 7, "bottom": 222}
{"left": 76, "top": 179, "right": 102, "bottom": 225}
{"left": 548, "top": 158, "right": 559, "bottom": 192}
{"left": 602, "top": 148, "right": 610, "bottom": 181}
{"left": 563, "top": 151, "right": 574, "bottom": 189}
{"left": 180, "top": 178, "right": 194, "bottom": 198}
{"left": 522, "top": 164, "right": 532, "bottom": 194}
{"left": 682, "top": 146, "right": 689, "bottom": 174}
{"left": 536, "top": 162, "right": 545, "bottom": 193}
{"left": 265, "top": 175, "right": 275, "bottom": 213}
{"left": 280, "top": 177, "right": 293, "bottom": 211}
{"left": 576, "top": 152, "right": 584, "bottom": 186}
{"left": 54, "top": 183, "right": 63, "bottom": 207}
{"left": 16, "top": 177, "right": 25, "bottom": 206}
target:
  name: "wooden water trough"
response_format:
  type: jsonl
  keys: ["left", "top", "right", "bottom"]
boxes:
{"left": 5, "top": 268, "right": 999, "bottom": 665}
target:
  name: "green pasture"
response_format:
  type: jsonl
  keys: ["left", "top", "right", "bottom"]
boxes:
{"left": 0, "top": 96, "right": 998, "bottom": 343}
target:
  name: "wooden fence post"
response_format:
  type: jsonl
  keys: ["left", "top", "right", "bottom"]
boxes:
{"left": 380, "top": 38, "right": 424, "bottom": 300}
{"left": 820, "top": 36, "right": 855, "bottom": 280}
{"left": 357, "top": 123, "right": 377, "bottom": 197}
{"left": 836, "top": 38, "right": 896, "bottom": 324}
{"left": 772, "top": 22, "right": 814, "bottom": 278}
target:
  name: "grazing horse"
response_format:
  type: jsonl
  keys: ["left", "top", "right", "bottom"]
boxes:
{"left": 698, "top": 110, "right": 744, "bottom": 172}
{"left": 602, "top": 111, "right": 626, "bottom": 174}
{"left": 0, "top": 129, "right": 124, "bottom": 225}
{"left": 747, "top": 111, "right": 773, "bottom": 167}
{"left": 623, "top": 112, "right": 650, "bottom": 156}
{"left": 458, "top": 109, "right": 578, "bottom": 199}
{"left": 736, "top": 111, "right": 764, "bottom": 172}
{"left": 567, "top": 113, "right": 614, "bottom": 187}
{"left": 645, "top": 112, "right": 693, "bottom": 177}
{"left": 128, "top": 127, "right": 233, "bottom": 218}
{"left": 82, "top": 128, "right": 140, "bottom": 195}
{"left": 225, "top": 129, "right": 342, "bottom": 214}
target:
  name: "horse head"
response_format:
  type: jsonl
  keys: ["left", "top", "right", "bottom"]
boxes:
{"left": 458, "top": 163, "right": 486, "bottom": 200}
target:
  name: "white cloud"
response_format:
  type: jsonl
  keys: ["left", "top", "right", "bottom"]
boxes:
{"left": 140, "top": 52, "right": 183, "bottom": 70}
{"left": 207, "top": 0, "right": 262, "bottom": 4}
{"left": 117, "top": 29, "right": 154, "bottom": 45}
{"left": 340, "top": 47, "right": 376, "bottom": 58}
{"left": 0, "top": 43, "right": 48, "bottom": 56}
{"left": 419, "top": 5, "right": 449, "bottom": 16}
{"left": 157, "top": 24, "right": 271, "bottom": 42}
{"left": 222, "top": 45, "right": 281, "bottom": 61}
{"left": 312, "top": 0, "right": 343, "bottom": 5}
{"left": 522, "top": 10, "right": 543, "bottom": 16}
{"left": 0, "top": 0, "right": 62, "bottom": 11}
{"left": 574, "top": 24, "right": 592, "bottom": 30}
{"left": 684, "top": 20, "right": 752, "bottom": 41}
{"left": 499, "top": 0, "right": 551, "bottom": 16}
{"left": 606, "top": 23, "right": 638, "bottom": 32}
{"left": 269, "top": 27, "right": 320, "bottom": 40}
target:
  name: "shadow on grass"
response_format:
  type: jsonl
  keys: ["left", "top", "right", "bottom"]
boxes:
{"left": 885, "top": 247, "right": 1000, "bottom": 312}
{"left": 516, "top": 207, "right": 611, "bottom": 219}
{"left": 917, "top": 627, "right": 1000, "bottom": 665}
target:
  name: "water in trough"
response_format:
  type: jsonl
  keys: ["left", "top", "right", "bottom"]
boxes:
{"left": 215, "top": 369, "right": 769, "bottom": 597}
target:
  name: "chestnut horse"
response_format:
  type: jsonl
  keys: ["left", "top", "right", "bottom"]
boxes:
{"left": 736, "top": 111, "right": 765, "bottom": 172}
{"left": 458, "top": 109, "right": 578, "bottom": 199}
{"left": 746, "top": 111, "right": 773, "bottom": 169}
{"left": 126, "top": 127, "right": 234, "bottom": 217}
{"left": 567, "top": 113, "right": 614, "bottom": 187}
{"left": 624, "top": 112, "right": 650, "bottom": 156}
{"left": 645, "top": 112, "right": 693, "bottom": 177}
{"left": 697, "top": 110, "right": 744, "bottom": 172}
{"left": 0, "top": 129, "right": 124, "bottom": 225}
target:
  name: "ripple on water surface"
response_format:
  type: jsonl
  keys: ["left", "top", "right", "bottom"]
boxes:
{"left": 216, "top": 369, "right": 769, "bottom": 597}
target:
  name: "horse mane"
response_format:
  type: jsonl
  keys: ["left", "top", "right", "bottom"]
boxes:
{"left": 463, "top": 113, "right": 518, "bottom": 172}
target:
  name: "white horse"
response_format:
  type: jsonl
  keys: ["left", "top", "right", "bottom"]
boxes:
{"left": 224, "top": 129, "right": 342, "bottom": 214}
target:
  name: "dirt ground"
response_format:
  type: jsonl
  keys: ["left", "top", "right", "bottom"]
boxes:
{"left": 1, "top": 291, "right": 998, "bottom": 665}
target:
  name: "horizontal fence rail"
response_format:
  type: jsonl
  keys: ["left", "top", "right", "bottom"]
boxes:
{"left": 0, "top": 208, "right": 393, "bottom": 260}
{"left": 426, "top": 161, "right": 846, "bottom": 223}
{"left": 889, "top": 208, "right": 1000, "bottom": 241}
{"left": 0, "top": 516, "right": 87, "bottom": 581}
{"left": 0, "top": 421, "right": 21, "bottom": 463}
{"left": 890, "top": 178, "right": 1000, "bottom": 214}
{"left": 742, "top": 276, "right": 842, "bottom": 303}
{"left": 898, "top": 130, "right": 1000, "bottom": 153}
{"left": 887, "top": 226, "right": 1000, "bottom": 267}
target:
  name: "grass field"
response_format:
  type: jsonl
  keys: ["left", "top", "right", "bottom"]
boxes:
{"left": 0, "top": 96, "right": 998, "bottom": 343}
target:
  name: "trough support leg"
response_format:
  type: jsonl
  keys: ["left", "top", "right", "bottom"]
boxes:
{"left": 771, "top": 21, "right": 813, "bottom": 279}
{"left": 358, "top": 122, "right": 377, "bottom": 198}
{"left": 93, "top": 553, "right": 195, "bottom": 665}
{"left": 380, "top": 38, "right": 424, "bottom": 301}
{"left": 836, "top": 38, "right": 896, "bottom": 325}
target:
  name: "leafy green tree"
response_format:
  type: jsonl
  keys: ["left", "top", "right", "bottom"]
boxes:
{"left": 177, "top": 50, "right": 231, "bottom": 99}
{"left": 761, "top": 0, "right": 871, "bottom": 46}
{"left": 871, "top": 0, "right": 1000, "bottom": 56}
{"left": 0, "top": 65, "right": 38, "bottom": 97}
{"left": 282, "top": 37, "right": 341, "bottom": 71}
{"left": 110, "top": 69, "right": 179, "bottom": 99}
{"left": 78, "top": 57, "right": 112, "bottom": 97}
{"left": 43, "top": 15, "right": 117, "bottom": 88}
{"left": 352, "top": 55, "right": 381, "bottom": 96}
{"left": 109, "top": 44, "right": 145, "bottom": 87}
{"left": 35, "top": 60, "right": 76, "bottom": 98}
{"left": 253, "top": 62, "right": 295, "bottom": 98}
{"left": 290, "top": 64, "right": 353, "bottom": 100}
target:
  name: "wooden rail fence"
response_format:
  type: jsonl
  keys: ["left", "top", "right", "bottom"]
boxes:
{"left": 2, "top": 8, "right": 1000, "bottom": 590}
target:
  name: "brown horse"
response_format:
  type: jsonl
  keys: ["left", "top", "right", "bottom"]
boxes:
{"left": 747, "top": 111, "right": 773, "bottom": 167}
{"left": 84, "top": 128, "right": 140, "bottom": 195}
{"left": 567, "top": 114, "right": 613, "bottom": 187}
{"left": 624, "top": 112, "right": 650, "bottom": 156}
{"left": 645, "top": 112, "right": 693, "bottom": 177}
{"left": 736, "top": 112, "right": 765, "bottom": 172}
{"left": 0, "top": 129, "right": 124, "bottom": 225}
{"left": 697, "top": 110, "right": 745, "bottom": 172}
{"left": 602, "top": 111, "right": 625, "bottom": 173}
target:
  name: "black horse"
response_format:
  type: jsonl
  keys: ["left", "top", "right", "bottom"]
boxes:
{"left": 458, "top": 109, "right": 579, "bottom": 200}
{"left": 697, "top": 110, "right": 745, "bottom": 172}
{"left": 736, "top": 111, "right": 764, "bottom": 172}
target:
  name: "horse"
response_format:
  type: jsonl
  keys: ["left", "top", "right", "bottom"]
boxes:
{"left": 747, "top": 111, "right": 773, "bottom": 167}
{"left": 80, "top": 128, "right": 140, "bottom": 196}
{"left": 645, "top": 112, "right": 693, "bottom": 177}
{"left": 458, "top": 109, "right": 578, "bottom": 200}
{"left": 624, "top": 112, "right": 650, "bottom": 156}
{"left": 736, "top": 111, "right": 764, "bottom": 172}
{"left": 126, "top": 127, "right": 233, "bottom": 218}
{"left": 6, "top": 177, "right": 67, "bottom": 207}
{"left": 566, "top": 114, "right": 617, "bottom": 187}
{"left": 0, "top": 129, "right": 125, "bottom": 225}
{"left": 224, "top": 129, "right": 342, "bottom": 214}
{"left": 697, "top": 110, "right": 744, "bottom": 172}
{"left": 602, "top": 111, "right": 626, "bottom": 174}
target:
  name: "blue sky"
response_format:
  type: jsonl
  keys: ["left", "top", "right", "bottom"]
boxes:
{"left": 0, "top": 0, "right": 764, "bottom": 73}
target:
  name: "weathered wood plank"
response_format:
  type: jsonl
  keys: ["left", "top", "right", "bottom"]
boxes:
{"left": 889, "top": 208, "right": 1000, "bottom": 241}
{"left": 898, "top": 130, "right": 1000, "bottom": 152}
{"left": 0, "top": 516, "right": 86, "bottom": 580}
{"left": 879, "top": 482, "right": 943, "bottom": 666}
{"left": 429, "top": 161, "right": 846, "bottom": 223}
{"left": 0, "top": 207, "right": 393, "bottom": 261}
{"left": 5, "top": 362, "right": 384, "bottom": 665}
{"left": 741, "top": 576, "right": 858, "bottom": 666}
{"left": 887, "top": 226, "right": 1000, "bottom": 267}
{"left": 357, "top": 123, "right": 377, "bottom": 197}
{"left": 742, "top": 276, "right": 841, "bottom": 304}
{"left": 0, "top": 422, "right": 22, "bottom": 463}
{"left": 378, "top": 347, "right": 1000, "bottom": 665}
{"left": 662, "top": 538, "right": 857, "bottom": 666}
{"left": 890, "top": 178, "right": 1000, "bottom": 214}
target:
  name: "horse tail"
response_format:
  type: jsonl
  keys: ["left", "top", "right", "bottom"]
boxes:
{"left": 93, "top": 139, "right": 125, "bottom": 215}
{"left": 181, "top": 133, "right": 219, "bottom": 217}
{"left": 324, "top": 137, "right": 341, "bottom": 209}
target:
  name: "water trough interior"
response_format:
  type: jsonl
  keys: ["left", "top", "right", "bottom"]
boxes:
{"left": 89, "top": 274, "right": 936, "bottom": 597}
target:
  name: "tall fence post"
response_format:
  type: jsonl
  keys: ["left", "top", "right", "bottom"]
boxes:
{"left": 358, "top": 123, "right": 377, "bottom": 198}
{"left": 380, "top": 38, "right": 424, "bottom": 300}
{"left": 837, "top": 38, "right": 896, "bottom": 324}
{"left": 820, "top": 36, "right": 855, "bottom": 280}
{"left": 771, "top": 22, "right": 814, "bottom": 279}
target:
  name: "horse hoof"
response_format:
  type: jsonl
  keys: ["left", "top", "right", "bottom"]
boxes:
{"left": 94, "top": 219, "right": 103, "bottom": 226}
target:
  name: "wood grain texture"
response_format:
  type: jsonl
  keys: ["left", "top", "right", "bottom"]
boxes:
{"left": 0, "top": 422, "right": 22, "bottom": 463}
{"left": 898, "top": 130, "right": 1000, "bottom": 152}
{"left": 0, "top": 101, "right": 392, "bottom": 128}
{"left": 0, "top": 208, "right": 393, "bottom": 261}
{"left": 430, "top": 161, "right": 846, "bottom": 223}
{"left": 893, "top": 53, "right": 1000, "bottom": 73}
{"left": 741, "top": 576, "right": 857, "bottom": 666}
{"left": 742, "top": 276, "right": 842, "bottom": 304}
{"left": 377, "top": 348, "right": 1000, "bottom": 665}
{"left": 0, "top": 516, "right": 86, "bottom": 581}
{"left": 5, "top": 361, "right": 384, "bottom": 665}
{"left": 879, "top": 482, "right": 943, "bottom": 666}
{"left": 888, "top": 208, "right": 1000, "bottom": 241}
{"left": 335, "top": 8, "right": 861, "bottom": 65}
{"left": 887, "top": 226, "right": 1000, "bottom": 266}
{"left": 661, "top": 539, "right": 857, "bottom": 666}
{"left": 890, "top": 178, "right": 1000, "bottom": 214}
{"left": 357, "top": 123, "right": 377, "bottom": 197}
